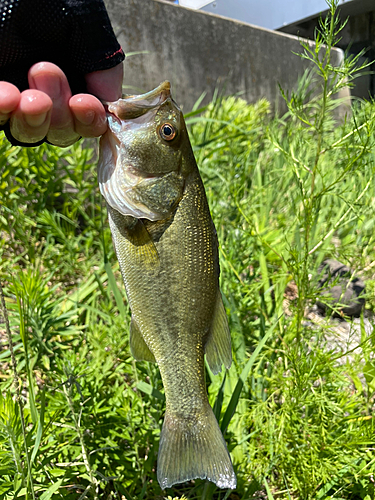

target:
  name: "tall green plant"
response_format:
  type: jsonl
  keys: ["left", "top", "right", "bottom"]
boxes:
{"left": 271, "top": 0, "right": 374, "bottom": 336}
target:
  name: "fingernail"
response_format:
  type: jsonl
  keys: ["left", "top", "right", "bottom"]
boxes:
{"left": 32, "top": 74, "right": 61, "bottom": 99}
{"left": 25, "top": 112, "right": 47, "bottom": 127}
{"left": 75, "top": 109, "right": 95, "bottom": 126}
{"left": 0, "top": 113, "right": 8, "bottom": 125}
{"left": 47, "top": 129, "right": 81, "bottom": 147}
{"left": 10, "top": 118, "right": 45, "bottom": 144}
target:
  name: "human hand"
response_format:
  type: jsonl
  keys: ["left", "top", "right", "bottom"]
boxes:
{"left": 0, "top": 61, "right": 123, "bottom": 147}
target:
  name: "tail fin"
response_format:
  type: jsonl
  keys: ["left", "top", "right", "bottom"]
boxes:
{"left": 157, "top": 404, "right": 236, "bottom": 489}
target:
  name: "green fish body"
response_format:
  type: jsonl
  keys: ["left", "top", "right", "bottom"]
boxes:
{"left": 98, "top": 82, "right": 236, "bottom": 489}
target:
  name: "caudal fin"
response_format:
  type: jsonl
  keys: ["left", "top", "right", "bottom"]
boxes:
{"left": 157, "top": 404, "right": 236, "bottom": 490}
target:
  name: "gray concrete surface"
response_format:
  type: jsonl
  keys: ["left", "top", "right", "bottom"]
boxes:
{"left": 104, "top": 0, "right": 347, "bottom": 113}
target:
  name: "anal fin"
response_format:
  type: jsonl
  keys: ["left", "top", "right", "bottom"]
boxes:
{"left": 130, "top": 316, "right": 156, "bottom": 363}
{"left": 205, "top": 291, "right": 232, "bottom": 375}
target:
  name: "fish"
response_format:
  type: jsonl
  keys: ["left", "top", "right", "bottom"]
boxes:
{"left": 97, "top": 81, "right": 236, "bottom": 490}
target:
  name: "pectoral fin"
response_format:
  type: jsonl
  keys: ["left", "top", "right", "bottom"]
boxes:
{"left": 126, "top": 219, "right": 160, "bottom": 269}
{"left": 107, "top": 206, "right": 160, "bottom": 271}
{"left": 205, "top": 292, "right": 232, "bottom": 375}
{"left": 130, "top": 316, "right": 156, "bottom": 363}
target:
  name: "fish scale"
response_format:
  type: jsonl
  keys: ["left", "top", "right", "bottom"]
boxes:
{"left": 98, "top": 81, "right": 236, "bottom": 490}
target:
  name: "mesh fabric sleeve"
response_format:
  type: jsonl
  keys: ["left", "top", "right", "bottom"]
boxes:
{"left": 0, "top": 0, "right": 125, "bottom": 94}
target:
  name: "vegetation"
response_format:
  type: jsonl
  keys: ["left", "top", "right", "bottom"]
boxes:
{"left": 1, "top": 1, "right": 375, "bottom": 498}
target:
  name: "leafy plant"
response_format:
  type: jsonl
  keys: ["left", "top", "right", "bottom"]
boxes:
{"left": 1, "top": 1, "right": 375, "bottom": 498}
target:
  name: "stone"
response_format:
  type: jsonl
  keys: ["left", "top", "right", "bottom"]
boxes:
{"left": 316, "top": 259, "right": 366, "bottom": 317}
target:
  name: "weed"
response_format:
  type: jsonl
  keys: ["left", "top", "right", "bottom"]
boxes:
{"left": 1, "top": 1, "right": 375, "bottom": 499}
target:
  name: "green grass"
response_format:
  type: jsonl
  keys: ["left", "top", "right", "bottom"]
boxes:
{"left": 1, "top": 1, "right": 375, "bottom": 498}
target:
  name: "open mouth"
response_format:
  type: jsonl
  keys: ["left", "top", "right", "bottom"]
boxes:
{"left": 103, "top": 81, "right": 172, "bottom": 121}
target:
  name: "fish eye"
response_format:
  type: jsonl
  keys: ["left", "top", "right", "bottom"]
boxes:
{"left": 159, "top": 123, "right": 176, "bottom": 141}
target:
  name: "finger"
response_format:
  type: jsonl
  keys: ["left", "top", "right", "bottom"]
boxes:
{"left": 9, "top": 89, "right": 52, "bottom": 144}
{"left": 85, "top": 63, "right": 124, "bottom": 101}
{"left": 0, "top": 82, "right": 21, "bottom": 125}
{"left": 28, "top": 62, "right": 80, "bottom": 147}
{"left": 69, "top": 94, "right": 107, "bottom": 138}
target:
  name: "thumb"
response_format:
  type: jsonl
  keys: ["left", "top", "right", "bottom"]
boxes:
{"left": 85, "top": 63, "right": 123, "bottom": 102}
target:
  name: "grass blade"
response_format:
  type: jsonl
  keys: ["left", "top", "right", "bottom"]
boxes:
{"left": 104, "top": 262, "right": 127, "bottom": 318}
{"left": 39, "top": 478, "right": 64, "bottom": 500}
{"left": 136, "top": 381, "right": 165, "bottom": 401}
{"left": 30, "top": 390, "right": 45, "bottom": 467}
{"left": 220, "top": 316, "right": 280, "bottom": 433}
{"left": 222, "top": 490, "right": 233, "bottom": 500}
{"left": 213, "top": 372, "right": 226, "bottom": 421}
{"left": 264, "top": 479, "right": 275, "bottom": 500}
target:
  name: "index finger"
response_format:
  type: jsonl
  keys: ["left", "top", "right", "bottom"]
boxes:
{"left": 0, "top": 82, "right": 21, "bottom": 124}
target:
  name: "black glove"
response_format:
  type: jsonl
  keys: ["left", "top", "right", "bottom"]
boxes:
{"left": 0, "top": 0, "right": 124, "bottom": 146}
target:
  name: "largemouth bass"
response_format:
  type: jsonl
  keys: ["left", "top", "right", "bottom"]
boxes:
{"left": 98, "top": 82, "right": 236, "bottom": 490}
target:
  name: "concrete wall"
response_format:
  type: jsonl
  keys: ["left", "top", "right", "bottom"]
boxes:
{"left": 104, "top": 0, "right": 346, "bottom": 113}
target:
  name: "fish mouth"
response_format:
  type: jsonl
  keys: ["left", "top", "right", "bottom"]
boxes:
{"left": 98, "top": 81, "right": 184, "bottom": 221}
{"left": 104, "top": 81, "right": 172, "bottom": 120}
